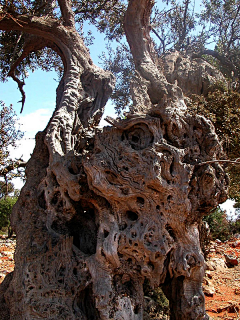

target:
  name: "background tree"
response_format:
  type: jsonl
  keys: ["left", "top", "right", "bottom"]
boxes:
{"left": 0, "top": 101, "right": 23, "bottom": 236}
{"left": 199, "top": 0, "right": 240, "bottom": 80}
{"left": 0, "top": 181, "right": 14, "bottom": 199}
{"left": 0, "top": 196, "right": 17, "bottom": 235}
{"left": 203, "top": 206, "right": 231, "bottom": 241}
{"left": 0, "top": 101, "right": 25, "bottom": 193}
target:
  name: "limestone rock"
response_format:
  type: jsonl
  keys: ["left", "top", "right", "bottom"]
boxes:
{"left": 224, "top": 254, "right": 239, "bottom": 267}
{"left": 206, "top": 258, "right": 227, "bottom": 271}
{"left": 203, "top": 283, "right": 216, "bottom": 297}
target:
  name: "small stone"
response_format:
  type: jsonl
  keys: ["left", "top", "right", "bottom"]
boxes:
{"left": 232, "top": 240, "right": 240, "bottom": 248}
{"left": 224, "top": 254, "right": 238, "bottom": 267}
{"left": 203, "top": 284, "right": 215, "bottom": 297}
{"left": 205, "top": 270, "right": 212, "bottom": 279}
{"left": 206, "top": 258, "right": 227, "bottom": 271}
{"left": 205, "top": 261, "right": 214, "bottom": 271}
{"left": 234, "top": 288, "right": 240, "bottom": 295}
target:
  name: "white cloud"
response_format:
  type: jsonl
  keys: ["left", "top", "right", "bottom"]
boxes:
{"left": 8, "top": 108, "right": 53, "bottom": 190}
{"left": 19, "top": 108, "right": 53, "bottom": 138}
{"left": 10, "top": 108, "right": 53, "bottom": 160}
{"left": 220, "top": 199, "right": 237, "bottom": 220}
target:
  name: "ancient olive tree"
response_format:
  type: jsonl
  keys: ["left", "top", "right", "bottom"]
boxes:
{"left": 0, "top": 0, "right": 229, "bottom": 319}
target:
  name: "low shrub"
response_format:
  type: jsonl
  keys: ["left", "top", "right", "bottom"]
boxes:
{"left": 0, "top": 196, "right": 17, "bottom": 230}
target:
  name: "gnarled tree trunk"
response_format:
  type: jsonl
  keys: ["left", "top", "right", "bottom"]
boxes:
{"left": 0, "top": 0, "right": 228, "bottom": 319}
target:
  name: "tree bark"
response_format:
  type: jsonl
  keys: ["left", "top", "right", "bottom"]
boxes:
{"left": 0, "top": 1, "right": 229, "bottom": 319}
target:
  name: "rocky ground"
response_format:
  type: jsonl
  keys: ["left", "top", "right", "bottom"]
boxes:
{"left": 203, "top": 236, "right": 240, "bottom": 319}
{"left": 0, "top": 235, "right": 240, "bottom": 319}
{"left": 0, "top": 236, "right": 15, "bottom": 285}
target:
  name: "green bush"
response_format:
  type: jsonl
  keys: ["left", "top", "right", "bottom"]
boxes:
{"left": 203, "top": 207, "right": 231, "bottom": 242}
{"left": 143, "top": 279, "right": 169, "bottom": 319}
{"left": 0, "top": 196, "right": 17, "bottom": 230}
{"left": 229, "top": 217, "right": 240, "bottom": 235}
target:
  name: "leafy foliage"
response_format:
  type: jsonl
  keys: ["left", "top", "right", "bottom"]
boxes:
{"left": 203, "top": 207, "right": 231, "bottom": 241}
{"left": 187, "top": 89, "right": 240, "bottom": 203}
{"left": 99, "top": 44, "right": 135, "bottom": 115}
{"left": 203, "top": 206, "right": 240, "bottom": 243}
{"left": 74, "top": 0, "right": 126, "bottom": 40}
{"left": 143, "top": 279, "right": 169, "bottom": 319}
{"left": 0, "top": 0, "right": 125, "bottom": 83}
{"left": 0, "top": 196, "right": 17, "bottom": 230}
{"left": 152, "top": 0, "right": 198, "bottom": 53}
{"left": 0, "top": 101, "right": 23, "bottom": 158}
{"left": 200, "top": 0, "right": 240, "bottom": 79}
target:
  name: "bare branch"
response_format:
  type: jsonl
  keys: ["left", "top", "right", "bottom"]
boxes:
{"left": 228, "top": 4, "right": 240, "bottom": 50}
{"left": 7, "top": 36, "right": 47, "bottom": 112}
{"left": 196, "top": 159, "right": 240, "bottom": 166}
{"left": 150, "top": 26, "right": 165, "bottom": 52}
{"left": 124, "top": 0, "right": 170, "bottom": 103}
{"left": 0, "top": 12, "right": 63, "bottom": 44}
{"left": 8, "top": 71, "right": 26, "bottom": 113}
{"left": 104, "top": 116, "right": 122, "bottom": 128}
{"left": 176, "top": 0, "right": 191, "bottom": 50}
{"left": 9, "top": 31, "right": 23, "bottom": 67}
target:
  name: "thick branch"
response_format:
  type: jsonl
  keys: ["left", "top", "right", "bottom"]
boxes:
{"left": 193, "top": 49, "right": 237, "bottom": 74}
{"left": 57, "top": 0, "right": 75, "bottom": 27}
{"left": 124, "top": 0, "right": 169, "bottom": 103}
{"left": 197, "top": 159, "right": 240, "bottom": 166}
{"left": 0, "top": 12, "right": 92, "bottom": 73}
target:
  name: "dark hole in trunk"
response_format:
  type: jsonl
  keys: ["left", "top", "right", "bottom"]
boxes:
{"left": 67, "top": 208, "right": 98, "bottom": 255}
{"left": 74, "top": 284, "right": 100, "bottom": 319}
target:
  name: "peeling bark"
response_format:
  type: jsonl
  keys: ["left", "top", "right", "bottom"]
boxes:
{"left": 0, "top": 0, "right": 229, "bottom": 319}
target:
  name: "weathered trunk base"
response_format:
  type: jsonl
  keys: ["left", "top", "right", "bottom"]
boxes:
{"left": 0, "top": 100, "right": 227, "bottom": 319}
